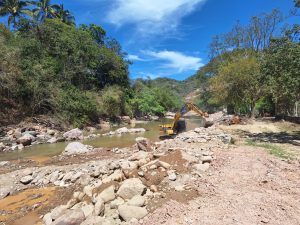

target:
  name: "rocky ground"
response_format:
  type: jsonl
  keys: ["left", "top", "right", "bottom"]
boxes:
{"left": 0, "top": 125, "right": 231, "bottom": 225}
{"left": 0, "top": 120, "right": 299, "bottom": 225}
{"left": 0, "top": 117, "right": 146, "bottom": 154}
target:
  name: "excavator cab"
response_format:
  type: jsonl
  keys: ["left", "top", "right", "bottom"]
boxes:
{"left": 159, "top": 102, "right": 209, "bottom": 137}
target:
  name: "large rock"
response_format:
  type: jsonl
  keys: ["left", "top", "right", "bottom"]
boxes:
{"left": 135, "top": 137, "right": 151, "bottom": 151}
{"left": 194, "top": 163, "right": 210, "bottom": 172}
{"left": 51, "top": 209, "right": 85, "bottom": 225}
{"left": 63, "top": 142, "right": 91, "bottom": 155}
{"left": 98, "top": 185, "right": 115, "bottom": 203}
{"left": 50, "top": 205, "right": 68, "bottom": 220}
{"left": 80, "top": 216, "right": 114, "bottom": 225}
{"left": 0, "top": 187, "right": 11, "bottom": 199}
{"left": 150, "top": 115, "right": 159, "bottom": 121}
{"left": 94, "top": 198, "right": 105, "bottom": 216}
{"left": 97, "top": 121, "right": 111, "bottom": 130}
{"left": 17, "top": 133, "right": 36, "bottom": 146}
{"left": 63, "top": 128, "right": 84, "bottom": 141}
{"left": 128, "top": 151, "right": 151, "bottom": 161}
{"left": 121, "top": 116, "right": 131, "bottom": 124}
{"left": 20, "top": 175, "right": 33, "bottom": 185}
{"left": 115, "top": 127, "right": 129, "bottom": 134}
{"left": 47, "top": 137, "right": 58, "bottom": 144}
{"left": 118, "top": 205, "right": 148, "bottom": 222}
{"left": 0, "top": 142, "right": 5, "bottom": 151}
{"left": 117, "top": 178, "right": 146, "bottom": 200}
{"left": 128, "top": 128, "right": 146, "bottom": 133}
{"left": 128, "top": 195, "right": 145, "bottom": 207}
{"left": 43, "top": 213, "right": 52, "bottom": 225}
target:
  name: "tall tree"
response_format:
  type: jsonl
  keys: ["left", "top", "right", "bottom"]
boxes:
{"left": 209, "top": 10, "right": 283, "bottom": 57}
{"left": 0, "top": 0, "right": 32, "bottom": 28}
{"left": 32, "top": 0, "right": 57, "bottom": 22}
{"left": 209, "top": 50, "right": 262, "bottom": 117}
{"left": 261, "top": 37, "right": 300, "bottom": 116}
{"left": 53, "top": 4, "right": 75, "bottom": 25}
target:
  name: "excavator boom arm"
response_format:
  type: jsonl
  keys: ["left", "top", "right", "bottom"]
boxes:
{"left": 170, "top": 102, "right": 208, "bottom": 131}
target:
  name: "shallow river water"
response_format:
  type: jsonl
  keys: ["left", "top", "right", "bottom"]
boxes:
{"left": 0, "top": 117, "right": 204, "bottom": 161}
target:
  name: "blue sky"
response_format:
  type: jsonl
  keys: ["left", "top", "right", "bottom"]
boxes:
{"left": 0, "top": 0, "right": 297, "bottom": 80}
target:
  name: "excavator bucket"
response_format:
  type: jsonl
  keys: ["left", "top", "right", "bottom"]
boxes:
{"left": 159, "top": 102, "right": 211, "bottom": 137}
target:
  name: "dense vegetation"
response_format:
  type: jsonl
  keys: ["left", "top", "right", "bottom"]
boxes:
{"left": 192, "top": 5, "right": 300, "bottom": 117}
{"left": 0, "top": 0, "right": 185, "bottom": 126}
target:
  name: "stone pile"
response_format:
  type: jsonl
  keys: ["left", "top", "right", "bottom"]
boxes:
{"left": 0, "top": 127, "right": 86, "bottom": 152}
{"left": 38, "top": 126, "right": 232, "bottom": 225}
{"left": 0, "top": 125, "right": 232, "bottom": 224}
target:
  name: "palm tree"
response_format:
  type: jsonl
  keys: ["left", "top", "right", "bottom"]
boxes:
{"left": 0, "top": 0, "right": 32, "bottom": 28}
{"left": 54, "top": 4, "right": 75, "bottom": 25}
{"left": 32, "top": 0, "right": 56, "bottom": 22}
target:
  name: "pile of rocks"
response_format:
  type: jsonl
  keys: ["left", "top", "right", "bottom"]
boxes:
{"left": 0, "top": 125, "right": 232, "bottom": 224}
{"left": 0, "top": 127, "right": 86, "bottom": 152}
{"left": 38, "top": 126, "right": 231, "bottom": 225}
{"left": 43, "top": 178, "right": 149, "bottom": 225}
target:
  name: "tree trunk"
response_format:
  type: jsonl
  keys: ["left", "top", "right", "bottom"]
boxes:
{"left": 250, "top": 102, "right": 255, "bottom": 118}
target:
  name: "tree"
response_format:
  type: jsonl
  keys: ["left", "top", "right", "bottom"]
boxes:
{"left": 0, "top": 0, "right": 32, "bottom": 28}
{"left": 79, "top": 24, "right": 106, "bottom": 45}
{"left": 32, "top": 0, "right": 57, "bottom": 22}
{"left": 209, "top": 10, "right": 283, "bottom": 57}
{"left": 53, "top": 4, "right": 75, "bottom": 26}
{"left": 210, "top": 50, "right": 262, "bottom": 117}
{"left": 261, "top": 37, "right": 300, "bottom": 116}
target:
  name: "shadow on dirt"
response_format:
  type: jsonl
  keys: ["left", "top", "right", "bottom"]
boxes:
{"left": 240, "top": 131, "right": 300, "bottom": 146}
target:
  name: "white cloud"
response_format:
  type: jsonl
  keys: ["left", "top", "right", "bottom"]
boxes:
{"left": 107, "top": 0, "right": 206, "bottom": 36}
{"left": 127, "top": 54, "right": 144, "bottom": 61}
{"left": 143, "top": 50, "right": 203, "bottom": 72}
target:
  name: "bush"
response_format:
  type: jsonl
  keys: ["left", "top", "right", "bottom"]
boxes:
{"left": 97, "top": 86, "right": 126, "bottom": 118}
{"left": 56, "top": 86, "right": 99, "bottom": 127}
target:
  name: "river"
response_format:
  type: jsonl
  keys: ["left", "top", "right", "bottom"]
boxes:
{"left": 0, "top": 117, "right": 204, "bottom": 162}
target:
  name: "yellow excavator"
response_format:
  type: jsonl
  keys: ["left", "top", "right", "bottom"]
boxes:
{"left": 159, "top": 102, "right": 210, "bottom": 137}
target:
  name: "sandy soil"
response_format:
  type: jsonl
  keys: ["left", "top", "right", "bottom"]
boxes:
{"left": 140, "top": 145, "right": 300, "bottom": 225}
{"left": 0, "top": 187, "right": 74, "bottom": 225}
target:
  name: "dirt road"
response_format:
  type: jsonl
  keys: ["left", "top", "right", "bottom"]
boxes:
{"left": 141, "top": 145, "right": 300, "bottom": 225}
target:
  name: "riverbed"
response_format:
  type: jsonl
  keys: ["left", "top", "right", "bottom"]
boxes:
{"left": 0, "top": 117, "right": 204, "bottom": 162}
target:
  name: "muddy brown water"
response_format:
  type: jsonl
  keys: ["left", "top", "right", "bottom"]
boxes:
{"left": 0, "top": 118, "right": 204, "bottom": 162}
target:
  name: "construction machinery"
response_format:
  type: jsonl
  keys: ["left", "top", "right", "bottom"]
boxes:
{"left": 159, "top": 102, "right": 210, "bottom": 137}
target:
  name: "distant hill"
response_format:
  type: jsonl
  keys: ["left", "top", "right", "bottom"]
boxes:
{"left": 148, "top": 76, "right": 200, "bottom": 98}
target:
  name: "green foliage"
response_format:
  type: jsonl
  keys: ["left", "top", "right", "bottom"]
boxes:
{"left": 56, "top": 86, "right": 98, "bottom": 128}
{"left": 145, "top": 77, "right": 199, "bottom": 97}
{"left": 131, "top": 80, "right": 183, "bottom": 117}
{"left": 131, "top": 88, "right": 165, "bottom": 116}
{"left": 197, "top": 8, "right": 299, "bottom": 117}
{"left": 209, "top": 50, "right": 262, "bottom": 116}
{"left": 0, "top": 0, "right": 33, "bottom": 28}
{"left": 0, "top": 17, "right": 130, "bottom": 126}
{"left": 261, "top": 38, "right": 300, "bottom": 115}
{"left": 80, "top": 24, "right": 106, "bottom": 45}
{"left": 255, "top": 96, "right": 275, "bottom": 116}
{"left": 97, "top": 86, "right": 127, "bottom": 117}
{"left": 53, "top": 4, "right": 75, "bottom": 25}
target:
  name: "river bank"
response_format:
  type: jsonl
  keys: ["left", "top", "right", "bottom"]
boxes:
{"left": 0, "top": 123, "right": 231, "bottom": 225}
{"left": 0, "top": 112, "right": 174, "bottom": 157}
